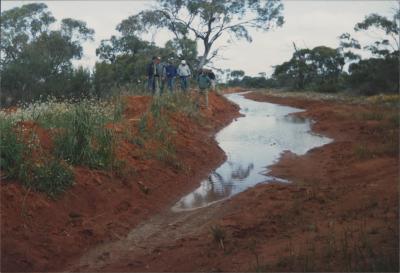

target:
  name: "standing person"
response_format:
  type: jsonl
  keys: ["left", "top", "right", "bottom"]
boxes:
{"left": 157, "top": 58, "right": 167, "bottom": 95}
{"left": 208, "top": 70, "right": 216, "bottom": 92}
{"left": 197, "top": 69, "right": 211, "bottom": 108}
{"left": 147, "top": 57, "right": 157, "bottom": 95}
{"left": 165, "top": 59, "right": 177, "bottom": 93}
{"left": 147, "top": 56, "right": 161, "bottom": 95}
{"left": 177, "top": 60, "right": 191, "bottom": 92}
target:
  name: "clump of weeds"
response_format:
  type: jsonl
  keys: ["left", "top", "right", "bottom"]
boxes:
{"left": 211, "top": 225, "right": 226, "bottom": 250}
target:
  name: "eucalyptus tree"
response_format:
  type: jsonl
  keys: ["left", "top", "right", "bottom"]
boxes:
{"left": 230, "top": 70, "right": 245, "bottom": 80}
{"left": 117, "top": 0, "right": 284, "bottom": 68}
{"left": 0, "top": 3, "right": 55, "bottom": 65}
{"left": 1, "top": 3, "right": 94, "bottom": 104}
{"left": 338, "top": 8, "right": 399, "bottom": 94}
{"left": 338, "top": 8, "right": 399, "bottom": 58}
{"left": 273, "top": 46, "right": 344, "bottom": 91}
{"left": 354, "top": 8, "right": 399, "bottom": 56}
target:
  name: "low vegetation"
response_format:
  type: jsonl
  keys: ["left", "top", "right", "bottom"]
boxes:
{"left": 0, "top": 116, "right": 74, "bottom": 197}
{"left": 133, "top": 93, "right": 199, "bottom": 168}
{"left": 0, "top": 96, "right": 124, "bottom": 196}
{"left": 0, "top": 92, "right": 201, "bottom": 196}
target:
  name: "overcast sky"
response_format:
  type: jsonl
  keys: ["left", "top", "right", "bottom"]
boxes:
{"left": 2, "top": 0, "right": 398, "bottom": 76}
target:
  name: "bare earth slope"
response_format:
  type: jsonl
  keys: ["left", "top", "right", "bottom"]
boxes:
{"left": 1, "top": 92, "right": 240, "bottom": 272}
{"left": 2, "top": 90, "right": 398, "bottom": 272}
{"left": 68, "top": 91, "right": 398, "bottom": 272}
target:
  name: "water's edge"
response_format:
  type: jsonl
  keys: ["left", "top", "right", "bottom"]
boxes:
{"left": 172, "top": 92, "right": 332, "bottom": 212}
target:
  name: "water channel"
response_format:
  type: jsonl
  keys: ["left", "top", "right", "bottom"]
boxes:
{"left": 172, "top": 92, "right": 332, "bottom": 211}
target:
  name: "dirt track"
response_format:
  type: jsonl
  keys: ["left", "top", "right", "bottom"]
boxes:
{"left": 2, "top": 90, "right": 399, "bottom": 272}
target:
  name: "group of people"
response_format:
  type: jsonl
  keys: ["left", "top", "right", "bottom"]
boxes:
{"left": 147, "top": 56, "right": 216, "bottom": 107}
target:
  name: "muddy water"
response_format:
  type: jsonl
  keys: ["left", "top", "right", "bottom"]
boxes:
{"left": 172, "top": 92, "right": 332, "bottom": 211}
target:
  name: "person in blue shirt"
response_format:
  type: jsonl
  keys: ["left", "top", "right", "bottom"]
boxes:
{"left": 165, "top": 59, "right": 178, "bottom": 93}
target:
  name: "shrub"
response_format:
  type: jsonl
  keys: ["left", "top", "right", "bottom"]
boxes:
{"left": 23, "top": 159, "right": 74, "bottom": 197}
{"left": 53, "top": 103, "right": 117, "bottom": 169}
{"left": 0, "top": 117, "right": 74, "bottom": 196}
{"left": 0, "top": 117, "right": 25, "bottom": 178}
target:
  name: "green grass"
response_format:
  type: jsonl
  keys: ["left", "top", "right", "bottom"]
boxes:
{"left": 152, "top": 92, "right": 199, "bottom": 117}
{"left": 134, "top": 94, "right": 190, "bottom": 166}
{"left": 53, "top": 103, "right": 117, "bottom": 169}
{"left": 22, "top": 159, "right": 74, "bottom": 197}
{"left": 0, "top": 117, "right": 74, "bottom": 197}
{"left": 0, "top": 117, "right": 25, "bottom": 178}
{"left": 0, "top": 96, "right": 125, "bottom": 196}
{"left": 211, "top": 225, "right": 226, "bottom": 250}
{"left": 0, "top": 92, "right": 200, "bottom": 196}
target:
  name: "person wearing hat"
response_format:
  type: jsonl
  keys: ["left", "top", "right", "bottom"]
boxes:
{"left": 177, "top": 60, "right": 191, "bottom": 92}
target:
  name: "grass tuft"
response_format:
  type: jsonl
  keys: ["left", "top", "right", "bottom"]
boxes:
{"left": 211, "top": 225, "right": 226, "bottom": 250}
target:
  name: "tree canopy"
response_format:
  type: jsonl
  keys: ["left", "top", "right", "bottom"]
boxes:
{"left": 0, "top": 3, "right": 94, "bottom": 105}
{"left": 117, "top": 0, "right": 284, "bottom": 68}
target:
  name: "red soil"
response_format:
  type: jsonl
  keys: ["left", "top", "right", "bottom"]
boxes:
{"left": 1, "top": 92, "right": 240, "bottom": 272}
{"left": 86, "top": 91, "right": 398, "bottom": 272}
{"left": 2, "top": 90, "right": 398, "bottom": 272}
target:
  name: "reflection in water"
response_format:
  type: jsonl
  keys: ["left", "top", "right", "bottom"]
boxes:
{"left": 282, "top": 114, "right": 307, "bottom": 124}
{"left": 174, "top": 162, "right": 254, "bottom": 210}
{"left": 172, "top": 92, "right": 332, "bottom": 211}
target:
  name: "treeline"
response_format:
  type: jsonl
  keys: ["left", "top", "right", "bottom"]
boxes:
{"left": 0, "top": 3, "right": 199, "bottom": 106}
{"left": 227, "top": 10, "right": 399, "bottom": 95}
{"left": 1, "top": 3, "right": 398, "bottom": 107}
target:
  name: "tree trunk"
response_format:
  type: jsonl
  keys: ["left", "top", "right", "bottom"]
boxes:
{"left": 198, "top": 42, "right": 211, "bottom": 69}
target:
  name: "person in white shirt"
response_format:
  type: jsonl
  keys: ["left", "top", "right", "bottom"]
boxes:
{"left": 177, "top": 60, "right": 191, "bottom": 92}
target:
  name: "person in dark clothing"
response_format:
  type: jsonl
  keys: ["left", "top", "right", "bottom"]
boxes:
{"left": 208, "top": 70, "right": 216, "bottom": 91}
{"left": 197, "top": 69, "right": 211, "bottom": 108}
{"left": 165, "top": 59, "right": 177, "bottom": 93}
{"left": 147, "top": 56, "right": 161, "bottom": 95}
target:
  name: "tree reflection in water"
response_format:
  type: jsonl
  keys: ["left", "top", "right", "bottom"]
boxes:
{"left": 176, "top": 162, "right": 255, "bottom": 210}
{"left": 172, "top": 92, "right": 332, "bottom": 212}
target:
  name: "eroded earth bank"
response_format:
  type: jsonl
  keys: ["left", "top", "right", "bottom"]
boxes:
{"left": 2, "top": 90, "right": 398, "bottom": 272}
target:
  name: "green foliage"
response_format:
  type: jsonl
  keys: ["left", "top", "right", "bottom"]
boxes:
{"left": 0, "top": 3, "right": 56, "bottom": 64}
{"left": 0, "top": 118, "right": 25, "bottom": 178}
{"left": 228, "top": 74, "right": 277, "bottom": 89}
{"left": 52, "top": 102, "right": 118, "bottom": 169}
{"left": 0, "top": 3, "right": 95, "bottom": 106}
{"left": 165, "top": 37, "right": 198, "bottom": 66}
{"left": 94, "top": 34, "right": 177, "bottom": 96}
{"left": 0, "top": 117, "right": 74, "bottom": 197}
{"left": 230, "top": 70, "right": 245, "bottom": 80}
{"left": 136, "top": 93, "right": 197, "bottom": 166}
{"left": 348, "top": 51, "right": 399, "bottom": 95}
{"left": 273, "top": 46, "right": 345, "bottom": 91}
{"left": 231, "top": 9, "right": 399, "bottom": 95}
{"left": 211, "top": 225, "right": 226, "bottom": 249}
{"left": 0, "top": 93, "right": 126, "bottom": 196}
{"left": 152, "top": 92, "right": 199, "bottom": 117}
{"left": 23, "top": 159, "right": 74, "bottom": 197}
{"left": 117, "top": 0, "right": 284, "bottom": 68}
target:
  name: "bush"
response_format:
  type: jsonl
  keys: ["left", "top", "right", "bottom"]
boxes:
{"left": 0, "top": 95, "right": 125, "bottom": 196}
{"left": 0, "top": 117, "right": 74, "bottom": 197}
{"left": 0, "top": 118, "right": 25, "bottom": 178}
{"left": 23, "top": 159, "right": 74, "bottom": 197}
{"left": 53, "top": 102, "right": 117, "bottom": 169}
